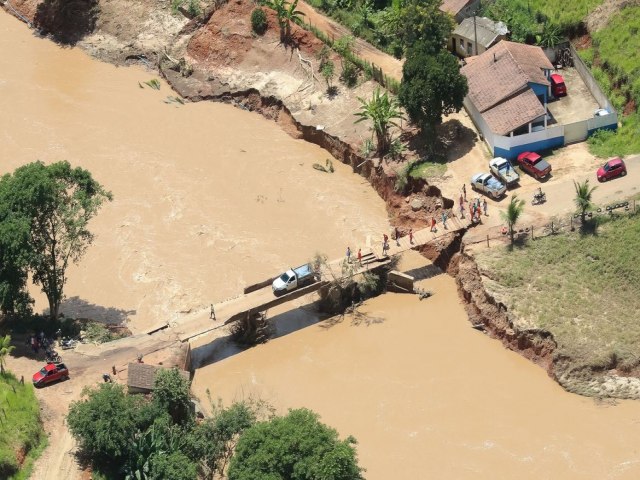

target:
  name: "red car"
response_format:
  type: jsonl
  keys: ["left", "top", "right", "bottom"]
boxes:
{"left": 32, "top": 362, "right": 69, "bottom": 387}
{"left": 550, "top": 73, "right": 567, "bottom": 97}
{"left": 516, "top": 152, "right": 552, "bottom": 179}
{"left": 597, "top": 157, "right": 627, "bottom": 182}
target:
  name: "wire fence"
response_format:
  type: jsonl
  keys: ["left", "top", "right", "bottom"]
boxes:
{"left": 463, "top": 198, "right": 638, "bottom": 248}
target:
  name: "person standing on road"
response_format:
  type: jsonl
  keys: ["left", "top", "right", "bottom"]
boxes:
{"left": 346, "top": 246, "right": 351, "bottom": 263}
{"left": 462, "top": 184, "right": 467, "bottom": 201}
{"left": 430, "top": 217, "right": 437, "bottom": 232}
{"left": 409, "top": 228, "right": 414, "bottom": 244}
{"left": 395, "top": 226, "right": 400, "bottom": 246}
{"left": 442, "top": 211, "right": 448, "bottom": 229}
{"left": 357, "top": 248, "right": 362, "bottom": 265}
{"left": 459, "top": 200, "right": 465, "bottom": 219}
{"left": 483, "top": 198, "right": 488, "bottom": 216}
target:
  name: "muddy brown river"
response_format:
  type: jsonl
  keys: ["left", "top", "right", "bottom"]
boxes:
{"left": 3, "top": 10, "right": 640, "bottom": 480}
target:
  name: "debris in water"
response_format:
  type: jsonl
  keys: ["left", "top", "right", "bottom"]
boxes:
{"left": 143, "top": 78, "right": 161, "bottom": 90}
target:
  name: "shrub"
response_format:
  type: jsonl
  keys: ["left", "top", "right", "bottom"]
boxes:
{"left": 340, "top": 60, "right": 358, "bottom": 87}
{"left": 251, "top": 8, "right": 268, "bottom": 35}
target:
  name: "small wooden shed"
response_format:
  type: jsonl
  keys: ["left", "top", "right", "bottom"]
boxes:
{"left": 127, "top": 363, "right": 190, "bottom": 394}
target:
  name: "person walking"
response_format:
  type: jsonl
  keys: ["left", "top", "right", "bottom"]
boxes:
{"left": 442, "top": 211, "right": 448, "bottom": 229}
{"left": 394, "top": 226, "right": 400, "bottom": 246}
{"left": 459, "top": 200, "right": 465, "bottom": 219}
{"left": 430, "top": 217, "right": 437, "bottom": 232}
{"left": 346, "top": 246, "right": 351, "bottom": 263}
{"left": 483, "top": 198, "right": 488, "bottom": 216}
{"left": 409, "top": 228, "right": 414, "bottom": 244}
{"left": 462, "top": 183, "right": 467, "bottom": 201}
{"left": 357, "top": 248, "right": 362, "bottom": 265}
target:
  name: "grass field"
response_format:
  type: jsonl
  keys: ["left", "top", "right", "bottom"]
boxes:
{"left": 0, "top": 372, "right": 44, "bottom": 479}
{"left": 477, "top": 212, "right": 640, "bottom": 374}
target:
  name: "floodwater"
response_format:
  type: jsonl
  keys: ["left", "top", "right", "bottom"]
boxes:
{"left": 3, "top": 9, "right": 640, "bottom": 480}
{"left": 0, "top": 12, "right": 389, "bottom": 333}
{"left": 193, "top": 252, "right": 640, "bottom": 479}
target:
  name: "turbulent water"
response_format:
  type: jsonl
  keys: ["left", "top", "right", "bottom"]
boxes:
{"left": 0, "top": 12, "right": 389, "bottom": 333}
{"left": 3, "top": 10, "right": 640, "bottom": 480}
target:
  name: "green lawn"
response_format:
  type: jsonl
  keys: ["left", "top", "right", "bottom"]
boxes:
{"left": 0, "top": 372, "right": 44, "bottom": 478}
{"left": 477, "top": 213, "right": 640, "bottom": 377}
{"left": 409, "top": 159, "right": 447, "bottom": 180}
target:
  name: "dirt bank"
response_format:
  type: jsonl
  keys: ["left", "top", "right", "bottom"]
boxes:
{"left": 4, "top": 0, "right": 636, "bottom": 400}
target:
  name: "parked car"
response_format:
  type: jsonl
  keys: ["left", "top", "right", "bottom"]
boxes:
{"left": 597, "top": 157, "right": 627, "bottom": 182}
{"left": 470, "top": 173, "right": 507, "bottom": 199}
{"left": 594, "top": 108, "right": 609, "bottom": 117}
{"left": 489, "top": 157, "right": 520, "bottom": 186}
{"left": 550, "top": 73, "right": 567, "bottom": 97}
{"left": 516, "top": 152, "right": 552, "bottom": 180}
{"left": 32, "top": 362, "right": 69, "bottom": 387}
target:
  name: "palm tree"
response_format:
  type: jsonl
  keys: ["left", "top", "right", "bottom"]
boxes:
{"left": 354, "top": 88, "right": 404, "bottom": 155}
{"left": 0, "top": 335, "right": 15, "bottom": 374}
{"left": 574, "top": 179, "right": 597, "bottom": 225}
{"left": 265, "top": 0, "right": 305, "bottom": 44}
{"left": 500, "top": 195, "right": 525, "bottom": 245}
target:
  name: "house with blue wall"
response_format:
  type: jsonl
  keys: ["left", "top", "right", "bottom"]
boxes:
{"left": 460, "top": 40, "right": 565, "bottom": 159}
{"left": 461, "top": 41, "right": 619, "bottom": 159}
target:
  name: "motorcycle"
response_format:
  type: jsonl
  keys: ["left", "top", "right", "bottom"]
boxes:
{"left": 60, "top": 338, "right": 78, "bottom": 350}
{"left": 45, "top": 348, "right": 61, "bottom": 363}
{"left": 531, "top": 188, "right": 546, "bottom": 205}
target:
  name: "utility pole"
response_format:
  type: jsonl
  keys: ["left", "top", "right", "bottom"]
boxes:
{"left": 473, "top": 14, "right": 478, "bottom": 56}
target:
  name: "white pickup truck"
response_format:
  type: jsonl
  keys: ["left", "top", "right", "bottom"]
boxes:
{"left": 272, "top": 264, "right": 316, "bottom": 295}
{"left": 489, "top": 157, "right": 519, "bottom": 186}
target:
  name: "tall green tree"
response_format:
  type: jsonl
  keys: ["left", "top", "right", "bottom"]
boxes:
{"left": 399, "top": 41, "right": 468, "bottom": 142}
{"left": 354, "top": 88, "right": 404, "bottom": 155}
{"left": 264, "top": 0, "right": 305, "bottom": 43}
{"left": 0, "top": 335, "right": 15, "bottom": 374}
{"left": 0, "top": 161, "right": 112, "bottom": 320}
{"left": 228, "top": 408, "right": 363, "bottom": 480}
{"left": 68, "top": 383, "right": 150, "bottom": 464}
{"left": 153, "top": 367, "right": 192, "bottom": 425}
{"left": 186, "top": 401, "right": 258, "bottom": 479}
{"left": 574, "top": 179, "right": 597, "bottom": 225}
{"left": 0, "top": 211, "right": 33, "bottom": 316}
{"left": 397, "top": 0, "right": 453, "bottom": 52}
{"left": 500, "top": 195, "right": 526, "bottom": 245}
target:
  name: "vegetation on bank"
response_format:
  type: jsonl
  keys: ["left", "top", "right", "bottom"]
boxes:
{"left": 0, "top": 161, "right": 111, "bottom": 320}
{"left": 477, "top": 211, "right": 640, "bottom": 378}
{"left": 68, "top": 368, "right": 363, "bottom": 479}
{"left": 0, "top": 371, "right": 45, "bottom": 479}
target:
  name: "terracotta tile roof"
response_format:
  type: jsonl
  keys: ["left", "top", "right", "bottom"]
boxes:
{"left": 462, "top": 49, "right": 529, "bottom": 112}
{"left": 440, "top": 0, "right": 473, "bottom": 15}
{"left": 127, "top": 363, "right": 190, "bottom": 391}
{"left": 461, "top": 40, "right": 553, "bottom": 135}
{"left": 482, "top": 89, "right": 546, "bottom": 136}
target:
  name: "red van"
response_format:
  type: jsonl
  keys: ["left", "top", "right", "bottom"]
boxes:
{"left": 550, "top": 74, "right": 567, "bottom": 97}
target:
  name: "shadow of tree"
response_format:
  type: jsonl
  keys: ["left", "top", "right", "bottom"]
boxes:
{"left": 34, "top": 0, "right": 99, "bottom": 45}
{"left": 54, "top": 296, "right": 135, "bottom": 325}
{"left": 401, "top": 118, "right": 478, "bottom": 163}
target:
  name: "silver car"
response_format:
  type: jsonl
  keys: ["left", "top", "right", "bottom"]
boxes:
{"left": 470, "top": 173, "right": 507, "bottom": 199}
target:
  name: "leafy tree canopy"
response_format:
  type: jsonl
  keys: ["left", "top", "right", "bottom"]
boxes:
{"left": 0, "top": 160, "right": 112, "bottom": 320}
{"left": 228, "top": 408, "right": 363, "bottom": 480}
{"left": 399, "top": 41, "right": 468, "bottom": 140}
{"left": 153, "top": 367, "right": 192, "bottom": 424}
{"left": 67, "top": 383, "right": 151, "bottom": 464}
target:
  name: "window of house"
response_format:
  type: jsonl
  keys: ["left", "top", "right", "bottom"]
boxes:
{"left": 467, "top": 41, "right": 473, "bottom": 55}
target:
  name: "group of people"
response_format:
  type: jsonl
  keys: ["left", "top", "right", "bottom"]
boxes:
{"left": 26, "top": 331, "right": 49, "bottom": 354}
{"left": 345, "top": 246, "right": 363, "bottom": 264}
{"left": 459, "top": 185, "right": 488, "bottom": 224}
